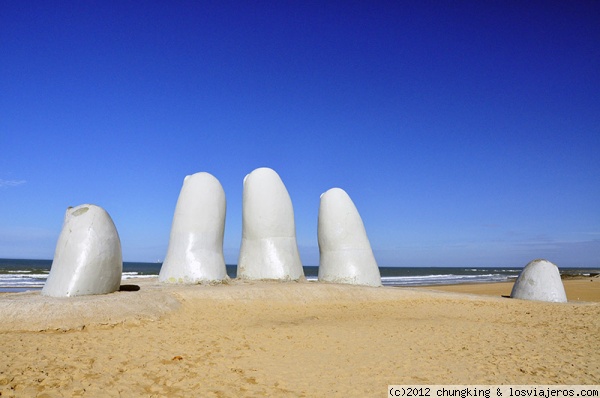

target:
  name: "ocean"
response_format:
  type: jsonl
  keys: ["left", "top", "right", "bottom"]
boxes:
{"left": 1, "top": 258, "right": 598, "bottom": 293}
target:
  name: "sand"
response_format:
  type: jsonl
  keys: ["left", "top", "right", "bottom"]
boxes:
{"left": 0, "top": 278, "right": 598, "bottom": 397}
{"left": 424, "top": 276, "right": 600, "bottom": 303}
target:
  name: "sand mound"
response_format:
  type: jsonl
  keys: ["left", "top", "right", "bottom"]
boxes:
{"left": 0, "top": 279, "right": 479, "bottom": 332}
{"left": 0, "top": 280, "right": 180, "bottom": 332}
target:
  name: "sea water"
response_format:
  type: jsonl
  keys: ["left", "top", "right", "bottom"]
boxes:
{"left": 1, "top": 258, "right": 597, "bottom": 293}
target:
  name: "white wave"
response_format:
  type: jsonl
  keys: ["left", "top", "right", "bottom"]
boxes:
{"left": 381, "top": 273, "right": 509, "bottom": 286}
{"left": 121, "top": 273, "right": 157, "bottom": 280}
{"left": 0, "top": 274, "right": 48, "bottom": 281}
{"left": 7, "top": 270, "right": 46, "bottom": 273}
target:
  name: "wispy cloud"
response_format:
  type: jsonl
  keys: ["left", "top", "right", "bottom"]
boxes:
{"left": 0, "top": 179, "right": 26, "bottom": 187}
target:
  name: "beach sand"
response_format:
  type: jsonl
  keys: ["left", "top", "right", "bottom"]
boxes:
{"left": 0, "top": 278, "right": 598, "bottom": 397}
{"left": 423, "top": 276, "right": 600, "bottom": 303}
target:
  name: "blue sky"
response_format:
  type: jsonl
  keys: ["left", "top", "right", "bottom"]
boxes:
{"left": 1, "top": 1, "right": 599, "bottom": 267}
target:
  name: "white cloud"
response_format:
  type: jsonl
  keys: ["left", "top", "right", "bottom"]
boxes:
{"left": 0, "top": 179, "right": 26, "bottom": 187}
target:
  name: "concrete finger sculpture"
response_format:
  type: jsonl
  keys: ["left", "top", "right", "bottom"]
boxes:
{"left": 318, "top": 188, "right": 381, "bottom": 287}
{"left": 510, "top": 259, "right": 567, "bottom": 302}
{"left": 237, "top": 167, "right": 304, "bottom": 280}
{"left": 159, "top": 172, "right": 227, "bottom": 283}
{"left": 42, "top": 204, "right": 122, "bottom": 297}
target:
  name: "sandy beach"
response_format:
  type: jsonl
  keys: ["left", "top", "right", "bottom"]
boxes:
{"left": 1, "top": 278, "right": 598, "bottom": 397}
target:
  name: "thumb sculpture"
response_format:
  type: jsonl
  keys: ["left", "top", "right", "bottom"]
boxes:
{"left": 237, "top": 167, "right": 304, "bottom": 281}
{"left": 510, "top": 259, "right": 567, "bottom": 302}
{"left": 318, "top": 188, "right": 381, "bottom": 287}
{"left": 159, "top": 172, "right": 227, "bottom": 284}
{"left": 42, "top": 204, "right": 122, "bottom": 297}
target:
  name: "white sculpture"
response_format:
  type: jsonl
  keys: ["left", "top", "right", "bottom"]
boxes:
{"left": 511, "top": 259, "right": 567, "bottom": 302}
{"left": 42, "top": 204, "right": 122, "bottom": 297}
{"left": 159, "top": 172, "right": 227, "bottom": 284}
{"left": 237, "top": 167, "right": 304, "bottom": 280}
{"left": 318, "top": 188, "right": 381, "bottom": 287}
